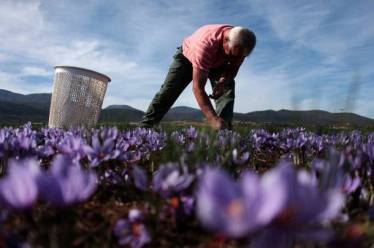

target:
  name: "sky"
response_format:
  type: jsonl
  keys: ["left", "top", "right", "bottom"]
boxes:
{"left": 0, "top": 0, "right": 373, "bottom": 118}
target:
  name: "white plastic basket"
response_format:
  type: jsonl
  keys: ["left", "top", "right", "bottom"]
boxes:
{"left": 48, "top": 66, "right": 111, "bottom": 129}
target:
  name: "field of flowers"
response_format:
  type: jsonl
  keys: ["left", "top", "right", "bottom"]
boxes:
{"left": 1, "top": 122, "right": 374, "bottom": 247}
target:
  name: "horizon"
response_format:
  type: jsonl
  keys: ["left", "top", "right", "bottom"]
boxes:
{"left": 0, "top": 1, "right": 373, "bottom": 118}
{"left": 1, "top": 87, "right": 374, "bottom": 120}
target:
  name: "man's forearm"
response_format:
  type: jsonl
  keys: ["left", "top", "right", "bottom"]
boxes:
{"left": 193, "top": 85, "right": 217, "bottom": 121}
{"left": 192, "top": 68, "right": 218, "bottom": 121}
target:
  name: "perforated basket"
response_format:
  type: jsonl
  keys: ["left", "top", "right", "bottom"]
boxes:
{"left": 48, "top": 66, "right": 111, "bottom": 129}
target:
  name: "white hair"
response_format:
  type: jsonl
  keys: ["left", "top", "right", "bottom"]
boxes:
{"left": 227, "top": 26, "right": 256, "bottom": 49}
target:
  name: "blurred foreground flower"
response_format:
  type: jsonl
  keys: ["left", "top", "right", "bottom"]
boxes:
{"left": 196, "top": 165, "right": 288, "bottom": 238}
{"left": 114, "top": 209, "right": 151, "bottom": 248}
{"left": 38, "top": 155, "right": 97, "bottom": 206}
{"left": 196, "top": 161, "right": 345, "bottom": 247}
{"left": 250, "top": 163, "right": 345, "bottom": 248}
{"left": 0, "top": 158, "right": 40, "bottom": 209}
{"left": 312, "top": 148, "right": 361, "bottom": 194}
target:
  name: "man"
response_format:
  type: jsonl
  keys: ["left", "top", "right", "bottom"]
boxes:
{"left": 140, "top": 24, "right": 256, "bottom": 130}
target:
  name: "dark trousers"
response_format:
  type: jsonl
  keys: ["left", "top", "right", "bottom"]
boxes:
{"left": 140, "top": 46, "right": 235, "bottom": 128}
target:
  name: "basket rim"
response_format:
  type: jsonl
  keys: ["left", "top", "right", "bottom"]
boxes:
{"left": 54, "top": 65, "right": 111, "bottom": 82}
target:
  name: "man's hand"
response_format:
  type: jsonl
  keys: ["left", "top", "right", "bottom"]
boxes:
{"left": 209, "top": 79, "right": 229, "bottom": 100}
{"left": 209, "top": 116, "right": 228, "bottom": 130}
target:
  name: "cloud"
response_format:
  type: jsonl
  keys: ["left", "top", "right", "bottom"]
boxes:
{"left": 0, "top": 52, "right": 8, "bottom": 60}
{"left": 234, "top": 62, "right": 293, "bottom": 113}
{"left": 0, "top": 1, "right": 45, "bottom": 46}
{"left": 0, "top": 0, "right": 160, "bottom": 102}
{"left": 247, "top": 0, "right": 374, "bottom": 71}
{"left": 21, "top": 66, "right": 52, "bottom": 77}
{"left": 0, "top": 70, "right": 52, "bottom": 93}
{"left": 0, "top": 0, "right": 373, "bottom": 118}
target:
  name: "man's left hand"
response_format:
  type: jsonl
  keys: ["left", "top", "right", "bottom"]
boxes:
{"left": 209, "top": 79, "right": 229, "bottom": 100}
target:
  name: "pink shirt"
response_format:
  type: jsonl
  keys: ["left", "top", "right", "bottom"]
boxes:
{"left": 182, "top": 24, "right": 234, "bottom": 72}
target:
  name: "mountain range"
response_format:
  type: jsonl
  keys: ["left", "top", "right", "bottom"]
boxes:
{"left": 1, "top": 88, "right": 374, "bottom": 127}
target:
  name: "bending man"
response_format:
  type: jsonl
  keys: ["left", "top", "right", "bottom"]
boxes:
{"left": 140, "top": 24, "right": 256, "bottom": 130}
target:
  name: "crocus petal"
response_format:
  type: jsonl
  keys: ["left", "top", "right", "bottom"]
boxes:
{"left": 256, "top": 162, "right": 294, "bottom": 225}
{"left": 196, "top": 168, "right": 249, "bottom": 237}
{"left": 39, "top": 155, "right": 97, "bottom": 206}
{"left": 0, "top": 158, "right": 40, "bottom": 209}
{"left": 133, "top": 166, "right": 148, "bottom": 191}
{"left": 317, "top": 190, "right": 345, "bottom": 222}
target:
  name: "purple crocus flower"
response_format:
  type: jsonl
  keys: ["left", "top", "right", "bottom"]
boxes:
{"left": 57, "top": 135, "right": 91, "bottom": 162}
{"left": 38, "top": 155, "right": 97, "bottom": 206}
{"left": 115, "top": 138, "right": 131, "bottom": 153}
{"left": 196, "top": 168, "right": 250, "bottom": 237}
{"left": 362, "top": 142, "right": 374, "bottom": 164}
{"left": 0, "top": 128, "right": 10, "bottom": 158}
{"left": 87, "top": 134, "right": 120, "bottom": 167}
{"left": 216, "top": 129, "right": 241, "bottom": 151}
{"left": 99, "top": 127, "right": 119, "bottom": 141}
{"left": 152, "top": 163, "right": 194, "bottom": 198}
{"left": 37, "top": 142, "right": 55, "bottom": 158}
{"left": 143, "top": 130, "right": 167, "bottom": 153}
{"left": 118, "top": 150, "right": 142, "bottom": 163}
{"left": 196, "top": 161, "right": 344, "bottom": 245}
{"left": 342, "top": 175, "right": 361, "bottom": 194}
{"left": 249, "top": 162, "right": 345, "bottom": 248}
{"left": 312, "top": 158, "right": 345, "bottom": 191}
{"left": 113, "top": 209, "right": 151, "bottom": 248}
{"left": 171, "top": 131, "right": 186, "bottom": 144}
{"left": 312, "top": 148, "right": 361, "bottom": 194}
{"left": 8, "top": 131, "right": 37, "bottom": 158}
{"left": 295, "top": 132, "right": 308, "bottom": 149}
{"left": 342, "top": 145, "right": 363, "bottom": 170}
{"left": 312, "top": 136, "right": 324, "bottom": 152}
{"left": 0, "top": 158, "right": 40, "bottom": 209}
{"left": 196, "top": 165, "right": 289, "bottom": 238}
{"left": 186, "top": 126, "right": 198, "bottom": 140}
{"left": 132, "top": 165, "right": 148, "bottom": 191}
{"left": 232, "top": 148, "right": 250, "bottom": 165}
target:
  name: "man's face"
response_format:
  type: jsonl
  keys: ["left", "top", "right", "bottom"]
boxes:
{"left": 225, "top": 44, "right": 250, "bottom": 61}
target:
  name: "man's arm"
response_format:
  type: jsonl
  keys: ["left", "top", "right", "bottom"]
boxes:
{"left": 192, "top": 67, "right": 226, "bottom": 129}
{"left": 210, "top": 59, "right": 244, "bottom": 99}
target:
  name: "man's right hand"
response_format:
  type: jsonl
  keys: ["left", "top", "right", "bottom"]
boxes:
{"left": 209, "top": 81, "right": 227, "bottom": 100}
{"left": 209, "top": 116, "right": 227, "bottom": 130}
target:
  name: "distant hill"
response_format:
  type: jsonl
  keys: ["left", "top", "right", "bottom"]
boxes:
{"left": 100, "top": 107, "right": 145, "bottom": 122}
{"left": 0, "top": 89, "right": 50, "bottom": 124}
{"left": 0, "top": 100, "right": 49, "bottom": 124}
{"left": 105, "top": 105, "right": 139, "bottom": 111}
{"left": 234, "top": 109, "right": 374, "bottom": 126}
{"left": 0, "top": 89, "right": 51, "bottom": 110}
{"left": 100, "top": 105, "right": 145, "bottom": 122}
{"left": 164, "top": 106, "right": 204, "bottom": 121}
{"left": 1, "top": 88, "right": 374, "bottom": 127}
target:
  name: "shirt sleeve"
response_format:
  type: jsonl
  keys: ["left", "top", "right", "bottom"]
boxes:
{"left": 190, "top": 41, "right": 214, "bottom": 72}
